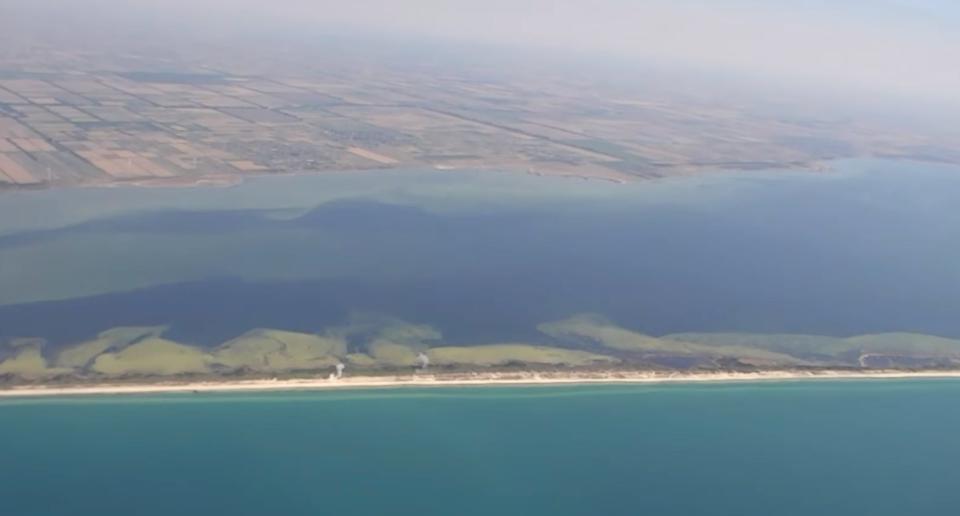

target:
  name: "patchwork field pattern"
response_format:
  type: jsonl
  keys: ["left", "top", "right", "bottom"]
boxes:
{"left": 1, "top": 39, "right": 957, "bottom": 189}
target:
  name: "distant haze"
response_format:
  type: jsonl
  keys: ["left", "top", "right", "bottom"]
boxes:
{"left": 4, "top": 0, "right": 960, "bottom": 113}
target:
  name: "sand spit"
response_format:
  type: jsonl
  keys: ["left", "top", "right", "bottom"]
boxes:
{"left": 3, "top": 370, "right": 960, "bottom": 398}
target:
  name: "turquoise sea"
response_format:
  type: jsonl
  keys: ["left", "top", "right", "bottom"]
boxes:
{"left": 2, "top": 380, "right": 958, "bottom": 515}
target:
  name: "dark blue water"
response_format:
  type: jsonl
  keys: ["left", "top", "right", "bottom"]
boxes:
{"left": 1, "top": 159, "right": 959, "bottom": 348}
{"left": 2, "top": 380, "right": 959, "bottom": 515}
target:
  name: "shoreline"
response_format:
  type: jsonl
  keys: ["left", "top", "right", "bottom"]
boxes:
{"left": 3, "top": 369, "right": 960, "bottom": 399}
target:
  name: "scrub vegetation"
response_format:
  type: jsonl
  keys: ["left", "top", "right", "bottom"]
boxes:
{"left": 3, "top": 314, "right": 960, "bottom": 382}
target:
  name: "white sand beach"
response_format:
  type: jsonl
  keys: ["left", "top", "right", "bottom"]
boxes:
{"left": 3, "top": 369, "right": 960, "bottom": 398}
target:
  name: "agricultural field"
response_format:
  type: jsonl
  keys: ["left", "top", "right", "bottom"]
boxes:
{"left": 1, "top": 33, "right": 957, "bottom": 190}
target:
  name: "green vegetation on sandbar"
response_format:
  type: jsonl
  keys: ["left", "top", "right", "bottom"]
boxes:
{"left": 427, "top": 344, "right": 618, "bottom": 367}
{"left": 662, "top": 332, "right": 846, "bottom": 357}
{"left": 213, "top": 329, "right": 346, "bottom": 372}
{"left": 338, "top": 315, "right": 440, "bottom": 368}
{"left": 843, "top": 333, "right": 960, "bottom": 357}
{"left": 665, "top": 331, "right": 960, "bottom": 361}
{"left": 3, "top": 314, "right": 960, "bottom": 382}
{"left": 56, "top": 326, "right": 166, "bottom": 369}
{"left": 0, "top": 338, "right": 73, "bottom": 379}
{"left": 539, "top": 314, "right": 810, "bottom": 367}
{"left": 541, "top": 314, "right": 960, "bottom": 367}
{"left": 90, "top": 338, "right": 212, "bottom": 376}
{"left": 345, "top": 353, "right": 378, "bottom": 368}
{"left": 368, "top": 340, "right": 421, "bottom": 367}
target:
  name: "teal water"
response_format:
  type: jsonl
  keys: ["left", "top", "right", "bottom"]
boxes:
{"left": 2, "top": 380, "right": 958, "bottom": 515}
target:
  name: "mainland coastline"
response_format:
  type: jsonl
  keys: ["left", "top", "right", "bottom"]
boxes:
{"left": 3, "top": 369, "right": 960, "bottom": 399}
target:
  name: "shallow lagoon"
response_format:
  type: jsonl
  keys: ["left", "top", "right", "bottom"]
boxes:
{"left": 1, "top": 159, "right": 959, "bottom": 349}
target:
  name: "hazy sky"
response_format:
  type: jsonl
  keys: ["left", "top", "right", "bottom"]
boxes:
{"left": 6, "top": 0, "right": 960, "bottom": 110}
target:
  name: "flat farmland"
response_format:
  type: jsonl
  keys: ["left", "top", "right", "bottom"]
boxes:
{"left": 0, "top": 40, "right": 957, "bottom": 190}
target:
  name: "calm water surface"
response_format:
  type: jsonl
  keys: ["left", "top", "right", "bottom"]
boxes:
{"left": 1, "top": 380, "right": 958, "bottom": 516}
{"left": 1, "top": 159, "right": 959, "bottom": 348}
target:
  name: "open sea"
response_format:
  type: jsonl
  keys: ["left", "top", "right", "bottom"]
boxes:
{"left": 2, "top": 380, "right": 959, "bottom": 516}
